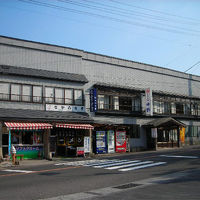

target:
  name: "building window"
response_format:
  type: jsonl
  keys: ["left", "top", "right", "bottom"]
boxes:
{"left": 74, "top": 89, "right": 83, "bottom": 105}
{"left": 132, "top": 98, "right": 141, "bottom": 112}
{"left": 176, "top": 103, "right": 184, "bottom": 115}
{"left": 98, "top": 95, "right": 109, "bottom": 110}
{"left": 45, "top": 87, "right": 54, "bottom": 103}
{"left": 33, "top": 86, "right": 42, "bottom": 103}
{"left": 11, "top": 84, "right": 21, "bottom": 101}
{"left": 113, "top": 96, "right": 119, "bottom": 110}
{"left": 0, "top": 82, "right": 9, "bottom": 100}
{"left": 65, "top": 89, "right": 73, "bottom": 104}
{"left": 55, "top": 88, "right": 64, "bottom": 104}
{"left": 119, "top": 97, "right": 132, "bottom": 111}
{"left": 22, "top": 85, "right": 32, "bottom": 102}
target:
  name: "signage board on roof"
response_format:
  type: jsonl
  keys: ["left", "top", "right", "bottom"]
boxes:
{"left": 46, "top": 104, "right": 85, "bottom": 112}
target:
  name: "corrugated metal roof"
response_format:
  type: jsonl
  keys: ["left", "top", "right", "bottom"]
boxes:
{"left": 0, "top": 108, "right": 93, "bottom": 123}
{"left": 0, "top": 65, "right": 88, "bottom": 83}
{"left": 143, "top": 117, "right": 186, "bottom": 127}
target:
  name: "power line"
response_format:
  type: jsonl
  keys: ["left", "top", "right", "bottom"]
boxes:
{"left": 18, "top": 0, "right": 200, "bottom": 37}
{"left": 184, "top": 61, "right": 200, "bottom": 73}
{"left": 58, "top": 0, "right": 200, "bottom": 34}
{"left": 109, "top": 0, "right": 200, "bottom": 23}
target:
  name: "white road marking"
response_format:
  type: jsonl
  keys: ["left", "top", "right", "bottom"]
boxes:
{"left": 160, "top": 155, "right": 198, "bottom": 159}
{"left": 119, "top": 162, "right": 166, "bottom": 172}
{"left": 85, "top": 159, "right": 129, "bottom": 166}
{"left": 3, "top": 169, "right": 33, "bottom": 173}
{"left": 94, "top": 160, "right": 142, "bottom": 168}
{"left": 105, "top": 161, "right": 154, "bottom": 170}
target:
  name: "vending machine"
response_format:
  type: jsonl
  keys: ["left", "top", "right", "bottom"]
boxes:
{"left": 107, "top": 130, "right": 115, "bottom": 153}
{"left": 96, "top": 131, "right": 107, "bottom": 154}
{"left": 115, "top": 131, "right": 126, "bottom": 153}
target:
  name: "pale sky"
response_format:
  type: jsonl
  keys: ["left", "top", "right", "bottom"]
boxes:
{"left": 1, "top": 0, "right": 200, "bottom": 75}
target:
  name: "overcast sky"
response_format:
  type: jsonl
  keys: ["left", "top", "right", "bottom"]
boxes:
{"left": 1, "top": 0, "right": 200, "bottom": 75}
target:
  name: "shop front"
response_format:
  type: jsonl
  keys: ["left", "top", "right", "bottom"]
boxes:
{"left": 50, "top": 123, "right": 94, "bottom": 157}
{"left": 144, "top": 117, "right": 186, "bottom": 150}
{"left": 93, "top": 123, "right": 131, "bottom": 154}
{"left": 3, "top": 122, "right": 53, "bottom": 159}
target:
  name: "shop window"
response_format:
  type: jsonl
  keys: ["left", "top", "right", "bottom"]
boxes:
{"left": 22, "top": 85, "right": 32, "bottom": 102}
{"left": 12, "top": 132, "right": 20, "bottom": 144}
{"left": 65, "top": 89, "right": 73, "bottom": 104}
{"left": 33, "top": 86, "right": 42, "bottom": 103}
{"left": 74, "top": 89, "right": 83, "bottom": 105}
{"left": 11, "top": 84, "right": 21, "bottom": 101}
{"left": 45, "top": 87, "right": 54, "bottom": 103}
{"left": 55, "top": 88, "right": 64, "bottom": 104}
{"left": 0, "top": 82, "right": 9, "bottom": 100}
{"left": 21, "top": 130, "right": 43, "bottom": 144}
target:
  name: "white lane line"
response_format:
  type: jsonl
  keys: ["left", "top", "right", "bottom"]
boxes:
{"left": 119, "top": 162, "right": 166, "bottom": 172}
{"left": 160, "top": 155, "right": 198, "bottom": 159}
{"left": 93, "top": 160, "right": 141, "bottom": 169}
{"left": 106, "top": 161, "right": 153, "bottom": 170}
{"left": 86, "top": 160, "right": 128, "bottom": 167}
{"left": 3, "top": 169, "right": 34, "bottom": 173}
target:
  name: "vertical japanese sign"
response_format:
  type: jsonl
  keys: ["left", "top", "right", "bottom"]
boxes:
{"left": 145, "top": 88, "right": 153, "bottom": 116}
{"left": 84, "top": 137, "right": 90, "bottom": 153}
{"left": 115, "top": 131, "right": 126, "bottom": 153}
{"left": 180, "top": 127, "right": 185, "bottom": 143}
{"left": 107, "top": 130, "right": 115, "bottom": 153}
{"left": 90, "top": 89, "right": 98, "bottom": 112}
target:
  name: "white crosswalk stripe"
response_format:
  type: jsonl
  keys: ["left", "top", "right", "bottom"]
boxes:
{"left": 55, "top": 159, "right": 167, "bottom": 172}
{"left": 119, "top": 162, "right": 166, "bottom": 172}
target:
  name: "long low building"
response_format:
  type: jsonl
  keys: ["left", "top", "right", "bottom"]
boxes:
{"left": 0, "top": 35, "right": 199, "bottom": 160}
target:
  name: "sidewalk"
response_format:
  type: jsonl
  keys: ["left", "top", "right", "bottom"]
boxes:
{"left": 1, "top": 145, "right": 199, "bottom": 169}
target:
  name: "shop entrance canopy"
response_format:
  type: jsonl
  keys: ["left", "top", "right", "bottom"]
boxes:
{"left": 56, "top": 123, "right": 94, "bottom": 130}
{"left": 4, "top": 122, "right": 53, "bottom": 130}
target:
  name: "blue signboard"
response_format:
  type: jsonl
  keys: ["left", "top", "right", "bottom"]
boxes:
{"left": 96, "top": 131, "right": 107, "bottom": 154}
{"left": 90, "top": 89, "right": 98, "bottom": 112}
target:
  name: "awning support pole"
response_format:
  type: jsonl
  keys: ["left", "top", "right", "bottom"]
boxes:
{"left": 8, "top": 129, "right": 11, "bottom": 156}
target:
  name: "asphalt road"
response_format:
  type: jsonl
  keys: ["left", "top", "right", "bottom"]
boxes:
{"left": 0, "top": 147, "right": 200, "bottom": 200}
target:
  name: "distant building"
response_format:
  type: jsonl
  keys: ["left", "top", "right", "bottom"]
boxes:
{"left": 0, "top": 36, "right": 199, "bottom": 160}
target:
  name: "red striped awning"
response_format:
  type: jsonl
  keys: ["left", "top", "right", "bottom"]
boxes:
{"left": 4, "top": 122, "right": 53, "bottom": 130}
{"left": 56, "top": 123, "right": 94, "bottom": 130}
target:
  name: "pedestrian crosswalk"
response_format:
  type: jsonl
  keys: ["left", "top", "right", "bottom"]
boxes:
{"left": 55, "top": 159, "right": 166, "bottom": 172}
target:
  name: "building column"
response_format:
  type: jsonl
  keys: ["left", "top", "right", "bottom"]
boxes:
{"left": 44, "top": 129, "right": 51, "bottom": 160}
{"left": 0, "top": 122, "right": 3, "bottom": 160}
{"left": 89, "top": 129, "right": 93, "bottom": 155}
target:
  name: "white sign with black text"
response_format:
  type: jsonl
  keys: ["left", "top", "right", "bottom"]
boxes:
{"left": 46, "top": 104, "right": 85, "bottom": 112}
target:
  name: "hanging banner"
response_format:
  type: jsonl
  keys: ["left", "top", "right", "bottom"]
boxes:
{"left": 96, "top": 131, "right": 107, "bottom": 154}
{"left": 145, "top": 88, "right": 153, "bottom": 116}
{"left": 84, "top": 137, "right": 91, "bottom": 153}
{"left": 151, "top": 128, "right": 158, "bottom": 138}
{"left": 180, "top": 127, "right": 185, "bottom": 143}
{"left": 115, "top": 131, "right": 126, "bottom": 153}
{"left": 107, "top": 130, "right": 115, "bottom": 153}
{"left": 90, "top": 89, "right": 98, "bottom": 112}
